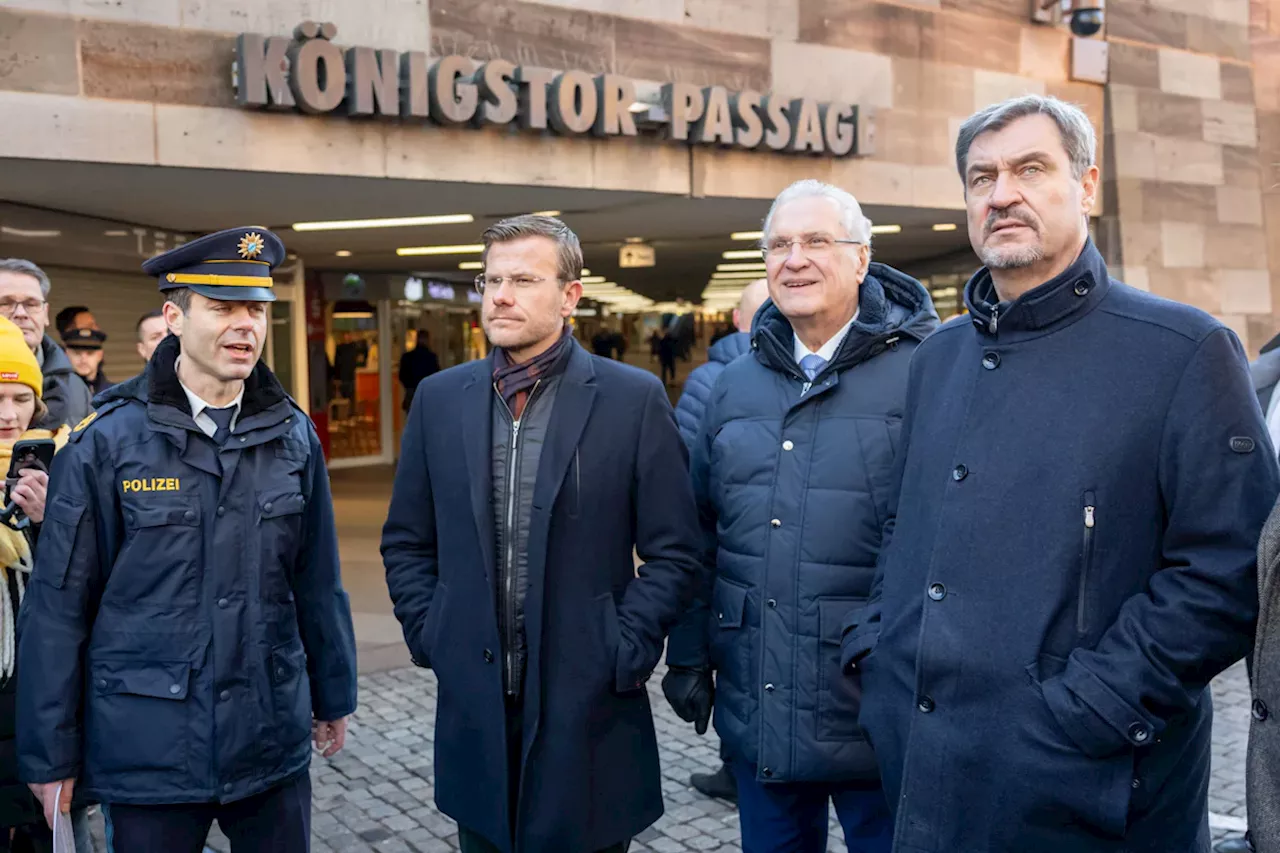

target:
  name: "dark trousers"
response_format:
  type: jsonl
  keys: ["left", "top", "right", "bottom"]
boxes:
{"left": 730, "top": 762, "right": 892, "bottom": 853}
{"left": 456, "top": 697, "right": 629, "bottom": 853}
{"left": 102, "top": 772, "right": 310, "bottom": 853}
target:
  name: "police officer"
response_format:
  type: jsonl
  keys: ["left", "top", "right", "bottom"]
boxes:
{"left": 60, "top": 326, "right": 112, "bottom": 395}
{"left": 16, "top": 227, "right": 358, "bottom": 852}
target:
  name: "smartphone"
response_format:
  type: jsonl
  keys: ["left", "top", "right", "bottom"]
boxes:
{"left": 8, "top": 438, "right": 55, "bottom": 479}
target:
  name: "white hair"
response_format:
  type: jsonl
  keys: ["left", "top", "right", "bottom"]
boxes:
{"left": 762, "top": 179, "right": 873, "bottom": 246}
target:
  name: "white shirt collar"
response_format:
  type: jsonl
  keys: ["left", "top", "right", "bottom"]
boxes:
{"left": 174, "top": 356, "right": 244, "bottom": 431}
{"left": 793, "top": 309, "right": 859, "bottom": 366}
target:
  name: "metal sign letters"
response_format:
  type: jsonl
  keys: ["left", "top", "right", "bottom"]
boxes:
{"left": 234, "top": 22, "right": 873, "bottom": 158}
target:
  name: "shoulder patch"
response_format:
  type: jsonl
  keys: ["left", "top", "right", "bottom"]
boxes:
{"left": 67, "top": 399, "right": 128, "bottom": 443}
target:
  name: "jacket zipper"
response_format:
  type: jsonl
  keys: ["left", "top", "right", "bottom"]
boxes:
{"left": 989, "top": 306, "right": 1000, "bottom": 335}
{"left": 499, "top": 380, "right": 542, "bottom": 697}
{"left": 1077, "top": 492, "right": 1096, "bottom": 634}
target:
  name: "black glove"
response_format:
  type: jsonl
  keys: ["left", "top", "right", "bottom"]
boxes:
{"left": 662, "top": 665, "right": 714, "bottom": 735}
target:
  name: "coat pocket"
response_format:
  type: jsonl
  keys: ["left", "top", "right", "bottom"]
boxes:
{"left": 269, "top": 641, "right": 313, "bottom": 747}
{"left": 1019, "top": 655, "right": 1135, "bottom": 839}
{"left": 816, "top": 597, "right": 866, "bottom": 741}
{"left": 418, "top": 581, "right": 450, "bottom": 665}
{"left": 87, "top": 660, "right": 191, "bottom": 775}
{"left": 709, "top": 578, "right": 748, "bottom": 679}
{"left": 115, "top": 498, "right": 202, "bottom": 607}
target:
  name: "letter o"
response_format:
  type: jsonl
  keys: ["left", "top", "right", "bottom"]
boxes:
{"left": 289, "top": 38, "right": 346, "bottom": 114}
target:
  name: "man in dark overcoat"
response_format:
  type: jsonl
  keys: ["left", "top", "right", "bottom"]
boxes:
{"left": 382, "top": 215, "right": 702, "bottom": 853}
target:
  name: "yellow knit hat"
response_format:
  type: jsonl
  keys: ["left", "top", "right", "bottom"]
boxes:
{"left": 0, "top": 316, "right": 42, "bottom": 399}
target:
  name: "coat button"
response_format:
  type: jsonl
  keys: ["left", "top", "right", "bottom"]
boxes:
{"left": 217, "top": 597, "right": 229, "bottom": 608}
{"left": 982, "top": 352, "right": 1000, "bottom": 370}
{"left": 264, "top": 502, "right": 274, "bottom": 513}
{"left": 220, "top": 690, "right": 231, "bottom": 701}
{"left": 276, "top": 667, "right": 286, "bottom": 678}
{"left": 239, "top": 437, "right": 246, "bottom": 443}
{"left": 483, "top": 649, "right": 495, "bottom": 663}
{"left": 96, "top": 678, "right": 107, "bottom": 689}
{"left": 223, "top": 783, "right": 233, "bottom": 794}
{"left": 782, "top": 440, "right": 794, "bottom": 451}
{"left": 1254, "top": 699, "right": 1270, "bottom": 721}
{"left": 217, "top": 506, "right": 226, "bottom": 517}
{"left": 767, "top": 598, "right": 777, "bottom": 609}
{"left": 918, "top": 696, "right": 935, "bottom": 713}
{"left": 183, "top": 510, "right": 195, "bottom": 523}
{"left": 1074, "top": 281, "right": 1090, "bottom": 297}
{"left": 761, "top": 767, "right": 773, "bottom": 778}
{"left": 1131, "top": 777, "right": 1141, "bottom": 789}
{"left": 764, "top": 683, "right": 775, "bottom": 693}
{"left": 169, "top": 684, "right": 181, "bottom": 695}
{"left": 928, "top": 583, "right": 946, "bottom": 601}
{"left": 1128, "top": 722, "right": 1150, "bottom": 743}
{"left": 770, "top": 519, "right": 781, "bottom": 528}
{"left": 952, "top": 465, "right": 968, "bottom": 482}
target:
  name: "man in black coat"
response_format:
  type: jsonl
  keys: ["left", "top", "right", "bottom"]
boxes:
{"left": 398, "top": 330, "right": 440, "bottom": 412}
{"left": 381, "top": 215, "right": 702, "bottom": 853}
{"left": 843, "top": 95, "right": 1279, "bottom": 852}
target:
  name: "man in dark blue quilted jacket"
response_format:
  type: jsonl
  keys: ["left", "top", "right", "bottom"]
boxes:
{"left": 664, "top": 179, "right": 938, "bottom": 853}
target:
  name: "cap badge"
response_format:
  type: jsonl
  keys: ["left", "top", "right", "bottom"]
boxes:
{"left": 237, "top": 232, "right": 265, "bottom": 260}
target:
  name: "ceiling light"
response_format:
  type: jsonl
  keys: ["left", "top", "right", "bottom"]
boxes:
{"left": 532, "top": 210, "right": 561, "bottom": 217}
{"left": 0, "top": 226, "right": 60, "bottom": 238}
{"left": 581, "top": 276, "right": 607, "bottom": 283}
{"left": 717, "top": 262, "right": 767, "bottom": 272}
{"left": 459, "top": 261, "right": 484, "bottom": 270}
{"left": 628, "top": 102, "right": 650, "bottom": 113}
{"left": 870, "top": 224, "right": 901, "bottom": 235}
{"left": 335, "top": 250, "right": 352, "bottom": 257}
{"left": 580, "top": 268, "right": 591, "bottom": 276}
{"left": 932, "top": 223, "right": 958, "bottom": 232}
{"left": 712, "top": 271, "right": 766, "bottom": 280}
{"left": 103, "top": 229, "right": 129, "bottom": 237}
{"left": 731, "top": 231, "right": 764, "bottom": 241}
{"left": 625, "top": 237, "right": 646, "bottom": 244}
{"left": 722, "top": 249, "right": 763, "bottom": 260}
{"left": 292, "top": 213, "right": 474, "bottom": 232}
{"left": 397, "top": 244, "right": 485, "bottom": 257}
{"left": 333, "top": 311, "right": 375, "bottom": 319}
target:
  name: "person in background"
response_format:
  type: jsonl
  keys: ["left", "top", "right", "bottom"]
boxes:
{"left": 135, "top": 309, "right": 168, "bottom": 364}
{"left": 382, "top": 215, "right": 702, "bottom": 853}
{"left": 17, "top": 227, "right": 357, "bottom": 852}
{"left": 657, "top": 331, "right": 677, "bottom": 386}
{"left": 0, "top": 317, "right": 94, "bottom": 853}
{"left": 0, "top": 261, "right": 92, "bottom": 430}
{"left": 398, "top": 329, "right": 441, "bottom": 413}
{"left": 665, "top": 180, "right": 938, "bottom": 853}
{"left": 668, "top": 277, "right": 769, "bottom": 806}
{"left": 843, "top": 94, "right": 1277, "bottom": 852}
{"left": 59, "top": 328, "right": 110, "bottom": 396}
{"left": 591, "top": 326, "right": 617, "bottom": 359}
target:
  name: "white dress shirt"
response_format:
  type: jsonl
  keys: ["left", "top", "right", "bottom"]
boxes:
{"left": 793, "top": 310, "right": 859, "bottom": 366}
{"left": 1267, "top": 390, "right": 1280, "bottom": 458}
{"left": 175, "top": 357, "right": 244, "bottom": 438}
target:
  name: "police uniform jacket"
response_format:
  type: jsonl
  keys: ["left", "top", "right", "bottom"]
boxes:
{"left": 15, "top": 333, "right": 358, "bottom": 805}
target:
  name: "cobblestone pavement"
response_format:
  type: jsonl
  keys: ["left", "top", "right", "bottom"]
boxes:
{"left": 179, "top": 660, "right": 1260, "bottom": 852}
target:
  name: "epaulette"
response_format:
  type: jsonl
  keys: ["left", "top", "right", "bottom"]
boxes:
{"left": 67, "top": 399, "right": 129, "bottom": 443}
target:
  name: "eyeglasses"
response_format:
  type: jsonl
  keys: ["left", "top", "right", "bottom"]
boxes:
{"left": 473, "top": 274, "right": 561, "bottom": 295}
{"left": 763, "top": 235, "right": 863, "bottom": 260}
{"left": 0, "top": 298, "right": 46, "bottom": 316}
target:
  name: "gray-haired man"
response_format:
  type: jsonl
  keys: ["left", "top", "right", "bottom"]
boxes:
{"left": 842, "top": 95, "right": 1277, "bottom": 851}
{"left": 0, "top": 260, "right": 93, "bottom": 428}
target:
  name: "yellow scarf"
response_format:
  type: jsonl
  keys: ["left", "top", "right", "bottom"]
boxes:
{"left": 0, "top": 425, "right": 69, "bottom": 681}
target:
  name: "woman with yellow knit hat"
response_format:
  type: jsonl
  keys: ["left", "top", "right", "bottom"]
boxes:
{"left": 0, "top": 316, "right": 86, "bottom": 853}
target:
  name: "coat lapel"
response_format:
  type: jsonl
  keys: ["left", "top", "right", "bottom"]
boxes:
{"left": 462, "top": 357, "right": 497, "bottom": 584}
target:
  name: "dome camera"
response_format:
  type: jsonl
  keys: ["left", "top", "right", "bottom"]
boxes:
{"left": 1069, "top": 5, "right": 1104, "bottom": 36}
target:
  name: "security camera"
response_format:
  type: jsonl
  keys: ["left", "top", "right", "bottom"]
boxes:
{"left": 1032, "top": 0, "right": 1104, "bottom": 36}
{"left": 1069, "top": 5, "right": 1104, "bottom": 36}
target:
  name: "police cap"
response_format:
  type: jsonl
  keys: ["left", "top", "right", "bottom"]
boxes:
{"left": 61, "top": 326, "right": 107, "bottom": 350}
{"left": 142, "top": 226, "right": 285, "bottom": 303}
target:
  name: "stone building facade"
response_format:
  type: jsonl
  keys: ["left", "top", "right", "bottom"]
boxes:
{"left": 0, "top": 0, "right": 1276, "bottom": 350}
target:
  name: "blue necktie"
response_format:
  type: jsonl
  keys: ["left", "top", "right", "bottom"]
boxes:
{"left": 800, "top": 354, "right": 828, "bottom": 382}
{"left": 205, "top": 406, "right": 236, "bottom": 446}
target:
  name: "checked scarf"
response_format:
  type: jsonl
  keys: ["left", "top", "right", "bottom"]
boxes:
{"left": 494, "top": 325, "right": 572, "bottom": 420}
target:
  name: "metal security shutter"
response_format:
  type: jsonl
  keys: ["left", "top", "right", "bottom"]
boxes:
{"left": 43, "top": 266, "right": 165, "bottom": 384}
